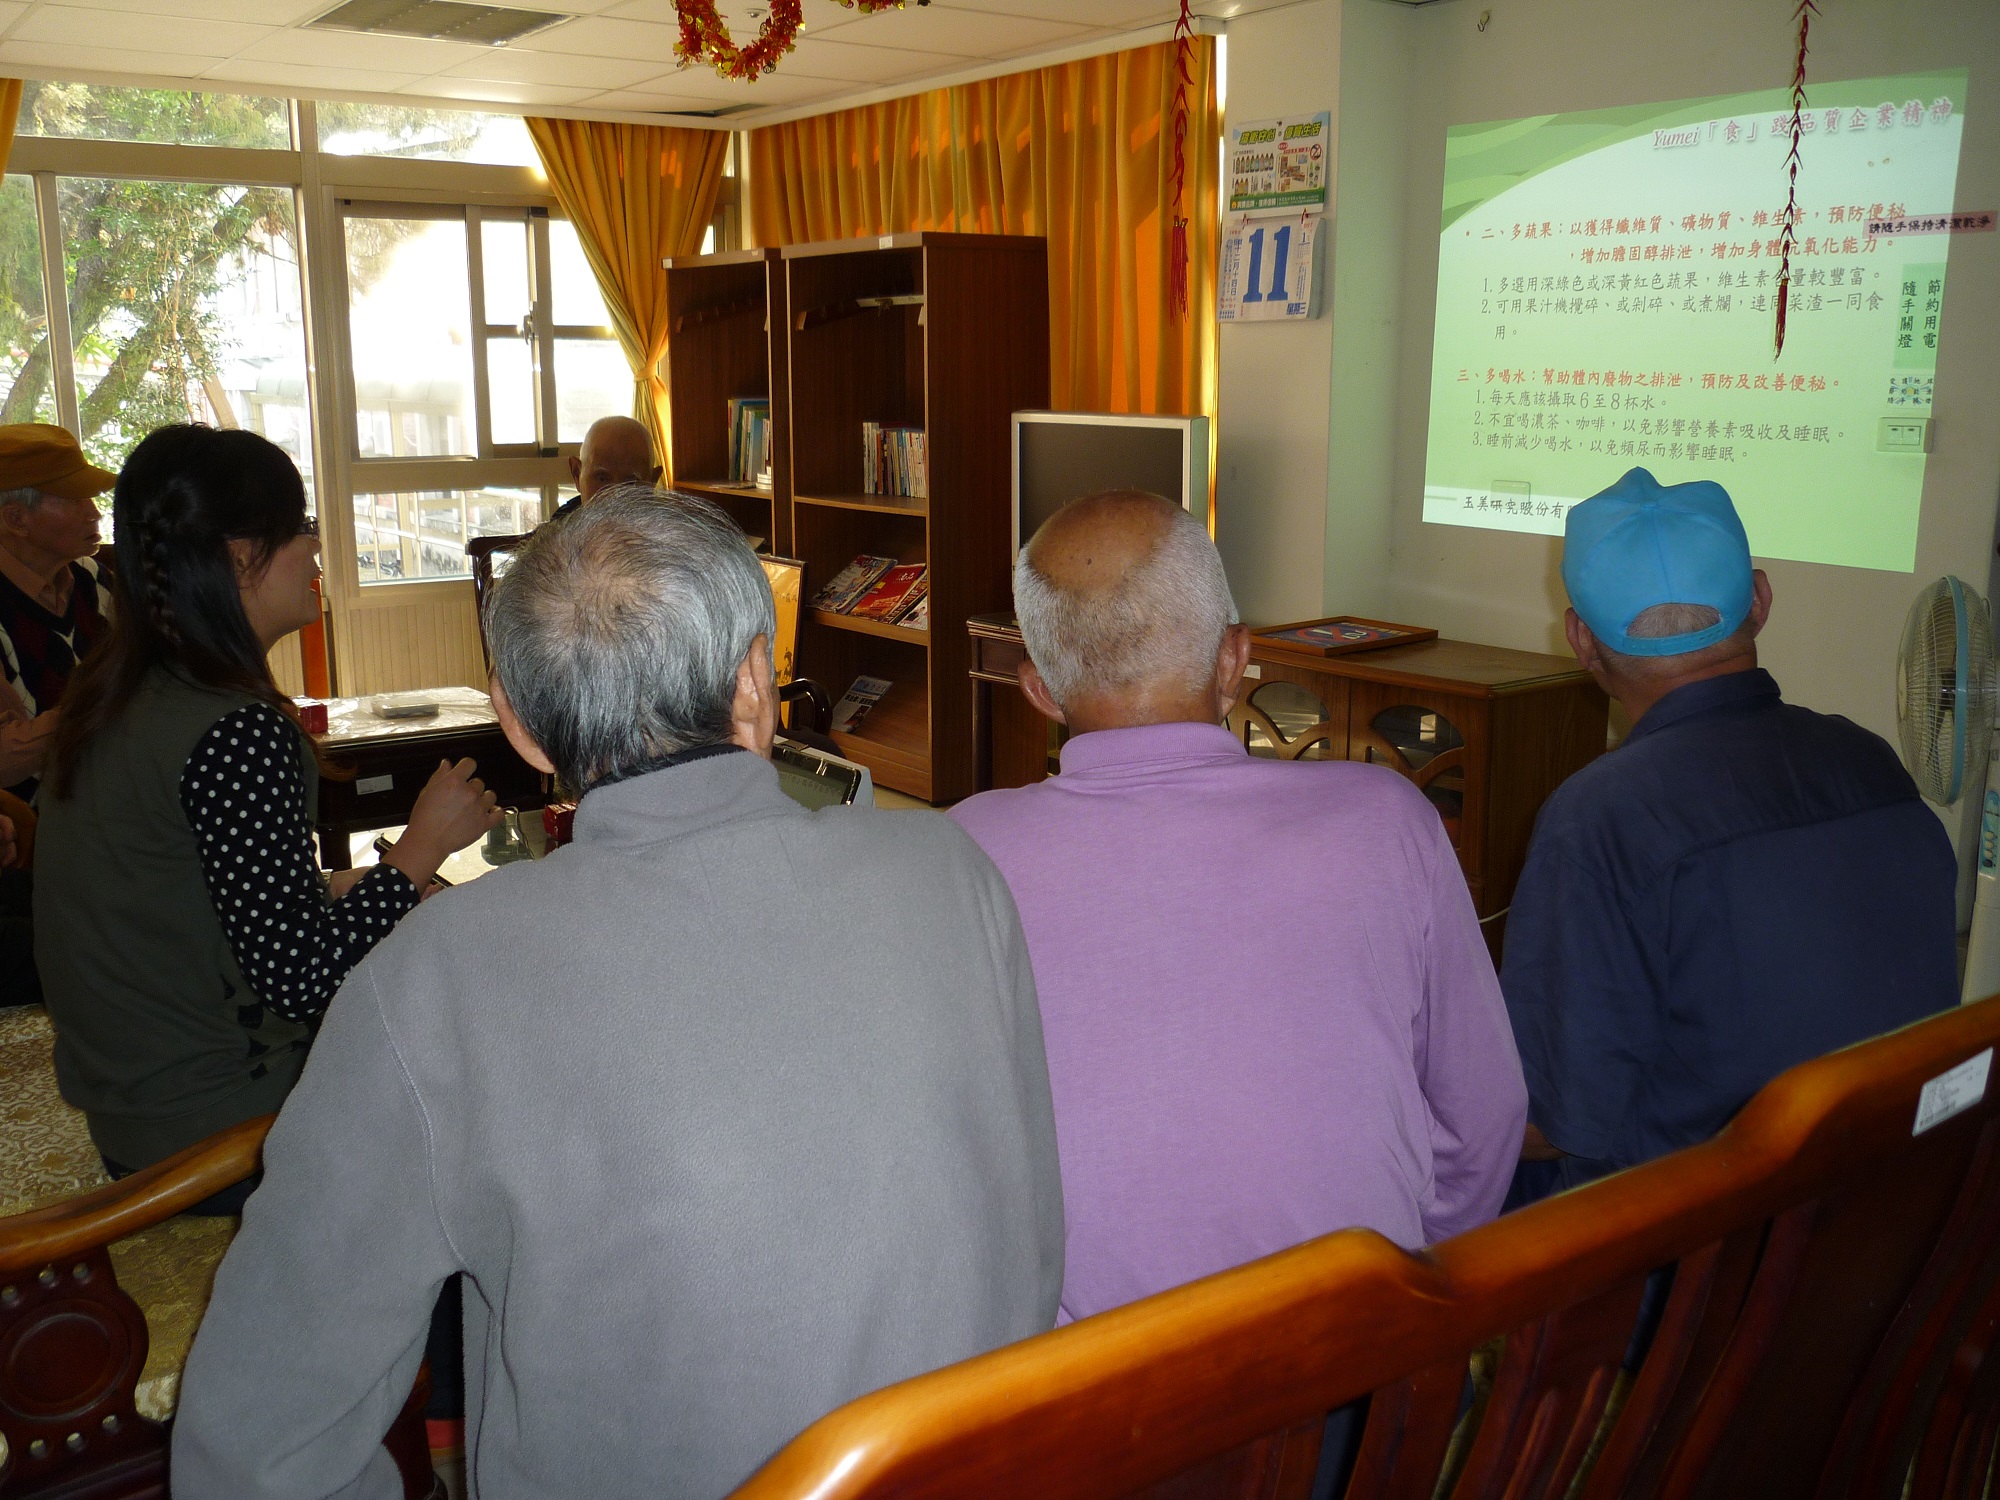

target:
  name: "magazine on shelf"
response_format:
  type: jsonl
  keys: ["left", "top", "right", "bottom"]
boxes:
{"left": 849, "top": 564, "right": 929, "bottom": 623}
{"left": 829, "top": 675, "right": 893, "bottom": 735}
{"left": 860, "top": 421, "right": 928, "bottom": 499}
{"left": 812, "top": 554, "right": 897, "bottom": 613}
{"left": 899, "top": 594, "right": 930, "bottom": 630}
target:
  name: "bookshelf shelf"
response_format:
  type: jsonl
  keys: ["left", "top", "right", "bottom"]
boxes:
{"left": 809, "top": 607, "right": 929, "bottom": 644}
{"left": 677, "top": 478, "right": 773, "bottom": 500}
{"left": 795, "top": 492, "right": 928, "bottom": 518}
{"left": 668, "top": 233, "right": 1048, "bottom": 802}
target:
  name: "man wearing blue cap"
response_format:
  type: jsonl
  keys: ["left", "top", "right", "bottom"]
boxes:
{"left": 1502, "top": 468, "right": 1957, "bottom": 1200}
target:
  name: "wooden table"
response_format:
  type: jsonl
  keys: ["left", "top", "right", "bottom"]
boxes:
{"left": 313, "top": 688, "right": 546, "bottom": 870}
{"left": 965, "top": 615, "right": 1608, "bottom": 956}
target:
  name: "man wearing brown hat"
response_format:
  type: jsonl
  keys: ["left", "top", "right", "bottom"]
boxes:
{"left": 0, "top": 423, "right": 116, "bottom": 797}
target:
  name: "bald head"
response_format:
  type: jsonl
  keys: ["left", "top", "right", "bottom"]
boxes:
{"left": 569, "top": 416, "right": 661, "bottom": 502}
{"left": 1014, "top": 490, "right": 1245, "bottom": 735}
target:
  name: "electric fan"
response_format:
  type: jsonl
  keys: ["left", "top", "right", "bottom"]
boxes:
{"left": 1896, "top": 576, "right": 2000, "bottom": 1001}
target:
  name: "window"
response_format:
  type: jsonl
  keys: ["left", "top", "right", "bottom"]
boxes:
{"left": 342, "top": 204, "right": 623, "bottom": 583}
{"left": 317, "top": 104, "right": 539, "bottom": 168}
{"left": 17, "top": 82, "right": 290, "bottom": 150}
{"left": 0, "top": 175, "right": 56, "bottom": 428}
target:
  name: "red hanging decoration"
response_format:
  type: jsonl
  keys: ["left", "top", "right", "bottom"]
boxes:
{"left": 674, "top": 0, "right": 904, "bottom": 82}
{"left": 1166, "top": 0, "right": 1194, "bottom": 320}
{"left": 1773, "top": 0, "right": 1819, "bottom": 359}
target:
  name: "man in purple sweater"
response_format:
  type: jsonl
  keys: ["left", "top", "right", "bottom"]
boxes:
{"left": 950, "top": 490, "right": 1526, "bottom": 1323}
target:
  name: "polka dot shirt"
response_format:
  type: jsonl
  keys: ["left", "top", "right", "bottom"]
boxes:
{"left": 178, "top": 704, "right": 419, "bottom": 1024}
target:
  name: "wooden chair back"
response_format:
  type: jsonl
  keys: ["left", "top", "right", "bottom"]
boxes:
{"left": 0, "top": 1116, "right": 437, "bottom": 1499}
{"left": 468, "top": 533, "right": 531, "bottom": 673}
{"left": 727, "top": 998, "right": 2000, "bottom": 1500}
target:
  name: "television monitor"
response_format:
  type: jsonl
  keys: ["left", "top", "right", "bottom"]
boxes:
{"left": 1011, "top": 411, "right": 1210, "bottom": 557}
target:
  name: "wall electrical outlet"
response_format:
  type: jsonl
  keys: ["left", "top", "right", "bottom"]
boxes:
{"left": 1878, "top": 416, "right": 1934, "bottom": 454}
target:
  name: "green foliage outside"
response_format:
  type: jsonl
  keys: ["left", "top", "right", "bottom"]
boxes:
{"left": 0, "top": 84, "right": 486, "bottom": 479}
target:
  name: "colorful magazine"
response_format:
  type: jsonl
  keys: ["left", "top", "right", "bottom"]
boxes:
{"left": 812, "top": 554, "right": 896, "bottom": 613}
{"left": 849, "top": 564, "right": 928, "bottom": 622}
{"left": 829, "top": 675, "right": 893, "bottom": 735}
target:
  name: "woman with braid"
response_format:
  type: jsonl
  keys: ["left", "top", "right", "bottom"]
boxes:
{"left": 35, "top": 425, "right": 501, "bottom": 1204}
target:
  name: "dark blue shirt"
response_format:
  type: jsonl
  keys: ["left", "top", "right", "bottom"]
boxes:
{"left": 1501, "top": 668, "right": 1956, "bottom": 1192}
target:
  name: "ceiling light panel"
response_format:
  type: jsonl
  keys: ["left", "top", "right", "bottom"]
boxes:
{"left": 309, "top": 0, "right": 568, "bottom": 45}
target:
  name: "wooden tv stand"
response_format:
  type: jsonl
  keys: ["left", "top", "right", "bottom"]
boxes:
{"left": 967, "top": 615, "right": 1608, "bottom": 955}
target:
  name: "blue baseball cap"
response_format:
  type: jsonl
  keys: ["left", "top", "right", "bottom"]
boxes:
{"left": 1561, "top": 468, "right": 1753, "bottom": 657}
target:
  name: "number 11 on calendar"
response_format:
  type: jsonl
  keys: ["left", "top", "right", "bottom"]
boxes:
{"left": 1218, "top": 215, "right": 1323, "bottom": 322}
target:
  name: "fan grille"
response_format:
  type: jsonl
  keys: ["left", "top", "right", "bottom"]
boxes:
{"left": 1898, "top": 576, "right": 1996, "bottom": 804}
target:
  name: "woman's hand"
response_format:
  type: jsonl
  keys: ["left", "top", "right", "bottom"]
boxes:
{"left": 326, "top": 866, "right": 370, "bottom": 900}
{"left": 381, "top": 758, "right": 502, "bottom": 890}
{"left": 0, "top": 815, "right": 16, "bottom": 869}
{"left": 0, "top": 711, "right": 58, "bottom": 788}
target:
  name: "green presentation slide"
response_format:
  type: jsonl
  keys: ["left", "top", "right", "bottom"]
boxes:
{"left": 1422, "top": 71, "right": 1968, "bottom": 572}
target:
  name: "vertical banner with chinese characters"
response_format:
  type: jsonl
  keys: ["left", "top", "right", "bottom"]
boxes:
{"left": 1421, "top": 71, "right": 1967, "bottom": 573}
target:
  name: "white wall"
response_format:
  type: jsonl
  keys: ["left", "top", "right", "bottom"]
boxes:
{"left": 1213, "top": 0, "right": 1342, "bottom": 626}
{"left": 1222, "top": 0, "right": 2000, "bottom": 742}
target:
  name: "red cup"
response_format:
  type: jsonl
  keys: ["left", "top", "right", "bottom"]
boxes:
{"left": 542, "top": 802, "right": 577, "bottom": 847}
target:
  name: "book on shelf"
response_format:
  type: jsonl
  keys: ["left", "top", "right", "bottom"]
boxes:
{"left": 811, "top": 554, "right": 897, "bottom": 613}
{"left": 899, "top": 593, "right": 930, "bottom": 631}
{"left": 861, "top": 421, "right": 928, "bottom": 499}
{"left": 829, "top": 675, "right": 893, "bottom": 735}
{"left": 848, "top": 564, "right": 929, "bottom": 624}
{"left": 727, "top": 397, "right": 771, "bottom": 486}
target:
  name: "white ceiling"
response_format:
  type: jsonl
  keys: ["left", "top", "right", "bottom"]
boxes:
{"left": 0, "top": 0, "right": 1296, "bottom": 128}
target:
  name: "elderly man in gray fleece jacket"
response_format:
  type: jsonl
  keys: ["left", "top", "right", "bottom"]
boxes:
{"left": 173, "top": 487, "right": 1064, "bottom": 1499}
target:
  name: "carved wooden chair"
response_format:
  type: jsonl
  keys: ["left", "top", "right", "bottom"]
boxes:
{"left": 726, "top": 996, "right": 2000, "bottom": 1500}
{"left": 0, "top": 1116, "right": 437, "bottom": 1498}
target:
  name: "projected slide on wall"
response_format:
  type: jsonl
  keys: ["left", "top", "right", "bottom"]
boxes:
{"left": 1422, "top": 71, "right": 1967, "bottom": 572}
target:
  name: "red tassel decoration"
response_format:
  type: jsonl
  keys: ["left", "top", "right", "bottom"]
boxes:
{"left": 1774, "top": 0, "right": 1819, "bottom": 359}
{"left": 1167, "top": 0, "right": 1194, "bottom": 320}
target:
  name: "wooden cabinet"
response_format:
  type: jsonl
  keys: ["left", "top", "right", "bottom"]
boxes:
{"left": 968, "top": 619, "right": 1608, "bottom": 952}
{"left": 665, "top": 234, "right": 1049, "bottom": 804}
{"left": 1231, "top": 638, "right": 1607, "bottom": 931}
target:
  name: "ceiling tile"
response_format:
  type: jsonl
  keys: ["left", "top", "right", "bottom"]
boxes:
{"left": 978, "top": 0, "right": 1176, "bottom": 23}
{"left": 621, "top": 65, "right": 850, "bottom": 103}
{"left": 0, "top": 38, "right": 216, "bottom": 74}
{"left": 14, "top": 3, "right": 273, "bottom": 51}
{"left": 512, "top": 13, "right": 677, "bottom": 57}
{"left": 582, "top": 87, "right": 735, "bottom": 112}
{"left": 813, "top": 3, "right": 1091, "bottom": 56}
{"left": 235, "top": 26, "right": 489, "bottom": 72}
{"left": 0, "top": 1, "right": 28, "bottom": 29}
{"left": 203, "top": 56, "right": 425, "bottom": 92}
{"left": 55, "top": 0, "right": 321, "bottom": 22}
{"left": 780, "top": 34, "right": 973, "bottom": 83}
{"left": 410, "top": 75, "right": 595, "bottom": 105}
{"left": 444, "top": 48, "right": 662, "bottom": 88}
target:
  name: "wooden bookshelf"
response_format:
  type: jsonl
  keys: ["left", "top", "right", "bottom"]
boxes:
{"left": 665, "top": 233, "right": 1048, "bottom": 802}
{"left": 661, "top": 248, "right": 791, "bottom": 555}
{"left": 785, "top": 232, "right": 1049, "bottom": 802}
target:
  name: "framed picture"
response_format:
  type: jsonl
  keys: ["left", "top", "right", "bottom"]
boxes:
{"left": 1251, "top": 615, "right": 1438, "bottom": 658}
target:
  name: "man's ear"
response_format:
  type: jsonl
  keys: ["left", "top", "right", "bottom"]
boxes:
{"left": 489, "top": 674, "right": 556, "bottom": 775}
{"left": 567, "top": 454, "right": 583, "bottom": 487}
{"left": 646, "top": 465, "right": 663, "bottom": 487}
{"left": 1746, "top": 569, "right": 1773, "bottom": 638}
{"left": 1562, "top": 607, "right": 1597, "bottom": 671}
{"left": 730, "top": 633, "right": 777, "bottom": 758}
{"left": 1213, "top": 623, "right": 1252, "bottom": 721}
{"left": 1018, "top": 659, "right": 1068, "bottom": 725}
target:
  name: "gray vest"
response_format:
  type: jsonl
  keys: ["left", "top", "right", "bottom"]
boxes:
{"left": 35, "top": 668, "right": 316, "bottom": 1167}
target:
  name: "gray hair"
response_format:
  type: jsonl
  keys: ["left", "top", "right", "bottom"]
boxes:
{"left": 0, "top": 486, "right": 47, "bottom": 513}
{"left": 1625, "top": 602, "right": 1721, "bottom": 640}
{"left": 1014, "top": 496, "right": 1236, "bottom": 707}
{"left": 486, "top": 483, "right": 776, "bottom": 790}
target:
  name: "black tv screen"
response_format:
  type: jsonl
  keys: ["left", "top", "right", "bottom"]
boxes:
{"left": 1014, "top": 413, "right": 1207, "bottom": 555}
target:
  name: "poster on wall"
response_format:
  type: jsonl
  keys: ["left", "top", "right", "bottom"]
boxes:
{"left": 1219, "top": 214, "right": 1324, "bottom": 321}
{"left": 1228, "top": 112, "right": 1331, "bottom": 215}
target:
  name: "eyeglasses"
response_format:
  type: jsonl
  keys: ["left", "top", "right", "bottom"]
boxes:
{"left": 298, "top": 515, "right": 319, "bottom": 539}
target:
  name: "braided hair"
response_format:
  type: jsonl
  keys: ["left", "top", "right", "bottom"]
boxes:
{"left": 49, "top": 425, "right": 309, "bottom": 799}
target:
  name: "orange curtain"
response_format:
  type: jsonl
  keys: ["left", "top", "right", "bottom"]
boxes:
{"left": 0, "top": 82, "right": 20, "bottom": 176}
{"left": 526, "top": 118, "right": 728, "bottom": 478}
{"left": 749, "top": 38, "right": 1219, "bottom": 425}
